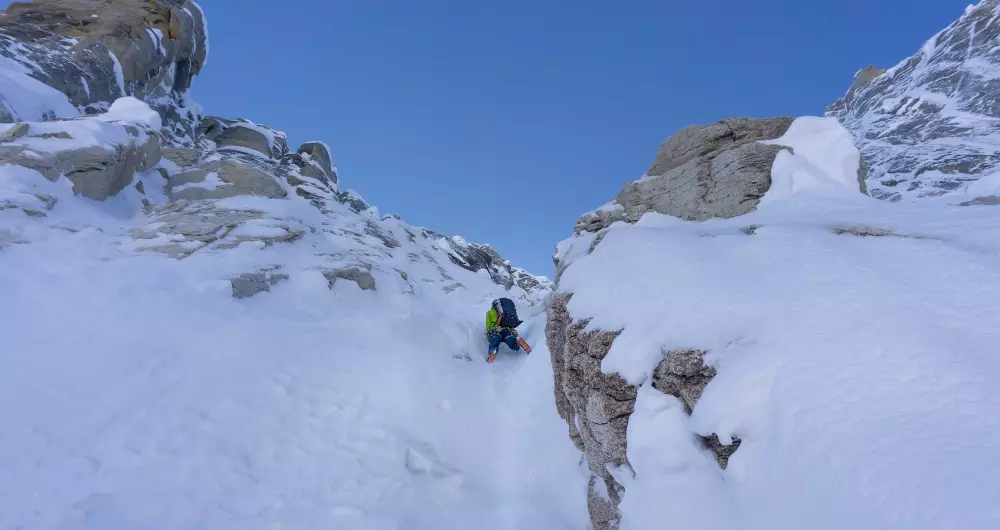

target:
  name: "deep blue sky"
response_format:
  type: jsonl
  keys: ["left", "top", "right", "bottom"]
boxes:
{"left": 88, "top": 2, "right": 990, "bottom": 274}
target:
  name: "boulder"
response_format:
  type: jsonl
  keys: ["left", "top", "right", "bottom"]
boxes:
{"left": 296, "top": 141, "right": 336, "bottom": 184}
{"left": 651, "top": 348, "right": 716, "bottom": 413}
{"left": 338, "top": 189, "right": 370, "bottom": 213}
{"left": 602, "top": 117, "right": 794, "bottom": 226}
{"left": 198, "top": 117, "right": 288, "bottom": 159}
{"left": 323, "top": 267, "right": 376, "bottom": 291}
{"left": 231, "top": 267, "right": 289, "bottom": 299}
{"left": 647, "top": 117, "right": 793, "bottom": 176}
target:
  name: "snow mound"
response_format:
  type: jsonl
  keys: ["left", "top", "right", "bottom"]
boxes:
{"left": 759, "top": 116, "right": 864, "bottom": 204}
{"left": 97, "top": 96, "right": 163, "bottom": 131}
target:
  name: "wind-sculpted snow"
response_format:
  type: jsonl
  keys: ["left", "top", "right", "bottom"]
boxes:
{"left": 828, "top": 0, "right": 1000, "bottom": 203}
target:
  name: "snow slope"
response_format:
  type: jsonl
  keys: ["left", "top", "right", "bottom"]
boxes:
{"left": 0, "top": 159, "right": 587, "bottom": 529}
{"left": 555, "top": 117, "right": 1000, "bottom": 530}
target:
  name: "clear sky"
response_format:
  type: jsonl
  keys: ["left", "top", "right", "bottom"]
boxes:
{"left": 51, "top": 1, "right": 989, "bottom": 275}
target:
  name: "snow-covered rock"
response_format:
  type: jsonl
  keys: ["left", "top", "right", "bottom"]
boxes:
{"left": 828, "top": 0, "right": 1000, "bottom": 202}
{"left": 0, "top": 0, "right": 207, "bottom": 145}
{"left": 0, "top": 5, "right": 573, "bottom": 527}
{"left": 0, "top": 97, "right": 162, "bottom": 200}
{"left": 550, "top": 112, "right": 1000, "bottom": 530}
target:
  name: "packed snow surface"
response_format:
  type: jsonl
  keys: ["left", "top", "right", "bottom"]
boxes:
{"left": 0, "top": 165, "right": 587, "bottom": 529}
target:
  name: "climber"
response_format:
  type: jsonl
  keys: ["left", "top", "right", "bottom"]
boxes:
{"left": 485, "top": 297, "right": 530, "bottom": 363}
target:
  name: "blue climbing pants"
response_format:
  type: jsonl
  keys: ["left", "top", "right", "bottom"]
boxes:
{"left": 488, "top": 328, "right": 520, "bottom": 354}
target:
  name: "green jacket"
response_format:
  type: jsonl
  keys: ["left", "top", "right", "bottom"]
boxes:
{"left": 485, "top": 307, "right": 499, "bottom": 334}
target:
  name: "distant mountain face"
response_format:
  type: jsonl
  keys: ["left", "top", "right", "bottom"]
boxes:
{"left": 828, "top": 0, "right": 1000, "bottom": 202}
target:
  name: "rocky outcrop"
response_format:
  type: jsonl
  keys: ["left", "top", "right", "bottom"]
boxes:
{"left": 323, "top": 266, "right": 376, "bottom": 291}
{"left": 549, "top": 117, "right": 808, "bottom": 528}
{"left": 652, "top": 348, "right": 739, "bottom": 469}
{"left": 296, "top": 141, "right": 336, "bottom": 184}
{"left": 0, "top": 98, "right": 161, "bottom": 200}
{"left": 575, "top": 117, "right": 793, "bottom": 232}
{"left": 198, "top": 117, "right": 289, "bottom": 159}
{"left": 0, "top": 0, "right": 208, "bottom": 145}
{"left": 231, "top": 267, "right": 289, "bottom": 299}
{"left": 547, "top": 292, "right": 631, "bottom": 530}
{"left": 828, "top": 0, "right": 1000, "bottom": 201}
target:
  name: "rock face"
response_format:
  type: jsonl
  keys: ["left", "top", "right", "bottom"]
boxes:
{"left": 0, "top": 0, "right": 207, "bottom": 144}
{"left": 575, "top": 117, "right": 794, "bottom": 232}
{"left": 828, "top": 0, "right": 1000, "bottom": 201}
{"left": 546, "top": 293, "right": 630, "bottom": 530}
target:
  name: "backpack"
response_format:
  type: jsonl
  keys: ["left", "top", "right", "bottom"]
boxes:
{"left": 494, "top": 297, "right": 522, "bottom": 328}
